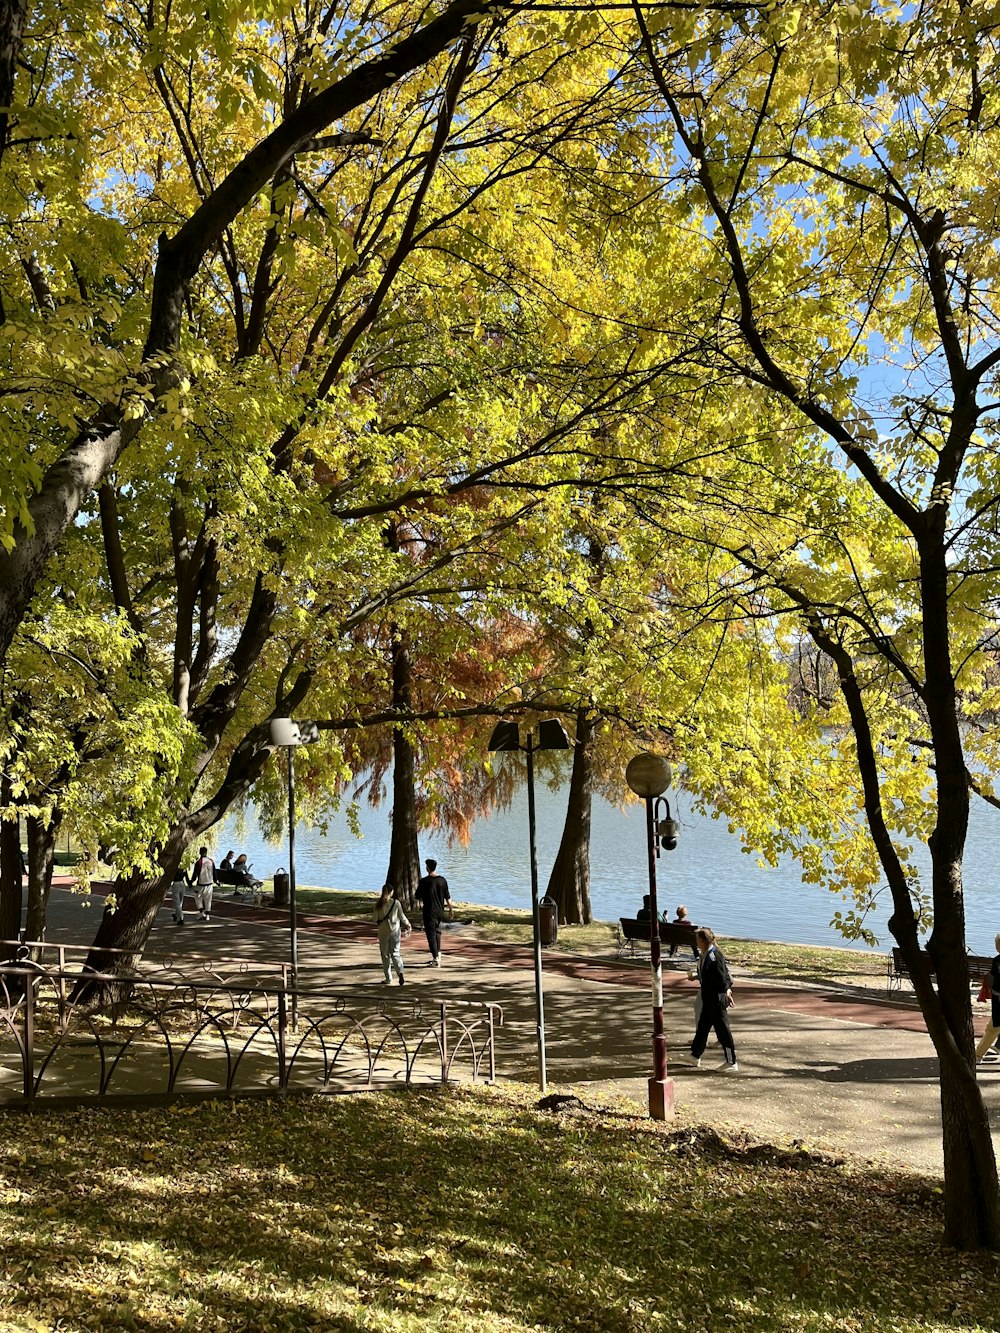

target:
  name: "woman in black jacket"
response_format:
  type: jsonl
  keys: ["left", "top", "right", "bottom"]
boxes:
{"left": 686, "top": 927, "right": 739, "bottom": 1072}
{"left": 975, "top": 934, "right": 1000, "bottom": 1063}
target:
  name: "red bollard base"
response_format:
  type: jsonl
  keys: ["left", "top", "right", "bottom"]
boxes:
{"left": 648, "top": 1075, "right": 675, "bottom": 1120}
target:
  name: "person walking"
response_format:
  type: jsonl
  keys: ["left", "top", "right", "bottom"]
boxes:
{"left": 975, "top": 934, "right": 1000, "bottom": 1062}
{"left": 415, "top": 858, "right": 451, "bottom": 966}
{"left": 686, "top": 927, "right": 739, "bottom": 1072}
{"left": 170, "top": 862, "right": 190, "bottom": 925}
{"left": 373, "top": 884, "right": 411, "bottom": 986}
{"left": 192, "top": 846, "right": 216, "bottom": 922}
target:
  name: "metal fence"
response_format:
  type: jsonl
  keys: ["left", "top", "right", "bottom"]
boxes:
{"left": 2, "top": 937, "right": 302, "bottom": 994}
{"left": 0, "top": 956, "right": 503, "bottom": 1107}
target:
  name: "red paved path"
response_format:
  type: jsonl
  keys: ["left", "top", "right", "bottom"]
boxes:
{"left": 210, "top": 896, "right": 937, "bottom": 1033}
{"left": 47, "top": 880, "right": 947, "bottom": 1036}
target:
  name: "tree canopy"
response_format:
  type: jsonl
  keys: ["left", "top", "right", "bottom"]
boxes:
{"left": 4, "top": 0, "right": 1000, "bottom": 1250}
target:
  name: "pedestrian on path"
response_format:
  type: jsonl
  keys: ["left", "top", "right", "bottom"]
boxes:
{"left": 373, "top": 884, "right": 411, "bottom": 986}
{"left": 687, "top": 927, "right": 739, "bottom": 1072}
{"left": 416, "top": 859, "right": 451, "bottom": 966}
{"left": 192, "top": 847, "right": 216, "bottom": 922}
{"left": 975, "top": 934, "right": 1000, "bottom": 1062}
{"left": 170, "top": 863, "right": 191, "bottom": 925}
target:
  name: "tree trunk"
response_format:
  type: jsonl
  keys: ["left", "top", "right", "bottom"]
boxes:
{"left": 71, "top": 823, "right": 193, "bottom": 1005}
{"left": 919, "top": 521, "right": 1000, "bottom": 1249}
{"left": 545, "top": 709, "right": 594, "bottom": 925}
{"left": 386, "top": 626, "right": 420, "bottom": 908}
{"left": 70, "top": 869, "right": 170, "bottom": 1007}
{"left": 23, "top": 812, "right": 59, "bottom": 947}
{"left": 0, "top": 772, "right": 22, "bottom": 942}
{"left": 810, "top": 538, "right": 1000, "bottom": 1250}
{"left": 0, "top": 0, "right": 28, "bottom": 172}
{"left": 938, "top": 1037, "right": 1000, "bottom": 1246}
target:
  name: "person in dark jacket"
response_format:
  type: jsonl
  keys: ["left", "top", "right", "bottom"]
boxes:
{"left": 686, "top": 927, "right": 739, "bottom": 1071}
{"left": 415, "top": 859, "right": 451, "bottom": 966}
{"left": 975, "top": 934, "right": 1000, "bottom": 1062}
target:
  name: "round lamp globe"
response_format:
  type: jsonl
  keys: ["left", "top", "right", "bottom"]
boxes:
{"left": 625, "top": 753, "right": 672, "bottom": 799}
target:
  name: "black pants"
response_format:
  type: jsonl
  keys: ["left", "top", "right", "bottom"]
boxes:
{"left": 423, "top": 918, "right": 442, "bottom": 960}
{"left": 692, "top": 999, "right": 736, "bottom": 1064}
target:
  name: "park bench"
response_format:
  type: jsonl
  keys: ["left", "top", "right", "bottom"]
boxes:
{"left": 216, "top": 866, "right": 265, "bottom": 902}
{"left": 886, "top": 946, "right": 993, "bottom": 994}
{"left": 617, "top": 918, "right": 699, "bottom": 960}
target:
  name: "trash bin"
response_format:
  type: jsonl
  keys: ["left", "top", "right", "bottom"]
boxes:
{"left": 273, "top": 868, "right": 290, "bottom": 907}
{"left": 539, "top": 896, "right": 558, "bottom": 946}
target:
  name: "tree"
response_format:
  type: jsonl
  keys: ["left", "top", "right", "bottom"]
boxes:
{"left": 626, "top": 0, "right": 1000, "bottom": 1248}
{"left": 34, "top": 1, "right": 660, "bottom": 985}
{"left": 0, "top": 0, "right": 526, "bottom": 665}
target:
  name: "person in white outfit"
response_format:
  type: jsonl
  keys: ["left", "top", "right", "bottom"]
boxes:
{"left": 170, "top": 863, "right": 190, "bottom": 924}
{"left": 192, "top": 846, "right": 216, "bottom": 921}
{"left": 373, "top": 884, "right": 411, "bottom": 986}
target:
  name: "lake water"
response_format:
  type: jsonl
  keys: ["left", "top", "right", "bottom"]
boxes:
{"left": 216, "top": 783, "right": 1000, "bottom": 956}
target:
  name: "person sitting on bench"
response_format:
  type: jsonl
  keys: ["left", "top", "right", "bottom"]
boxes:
{"left": 667, "top": 904, "right": 699, "bottom": 959}
{"left": 233, "top": 853, "right": 263, "bottom": 888}
{"left": 220, "top": 850, "right": 235, "bottom": 872}
{"left": 636, "top": 894, "right": 665, "bottom": 923}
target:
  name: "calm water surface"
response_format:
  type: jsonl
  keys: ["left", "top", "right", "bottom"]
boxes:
{"left": 217, "top": 784, "right": 1000, "bottom": 955}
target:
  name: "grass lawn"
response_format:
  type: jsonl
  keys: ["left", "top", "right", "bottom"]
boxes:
{"left": 291, "top": 886, "right": 885, "bottom": 987}
{"left": 0, "top": 1084, "right": 995, "bottom": 1332}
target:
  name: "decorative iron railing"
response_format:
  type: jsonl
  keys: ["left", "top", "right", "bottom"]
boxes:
{"left": 1, "top": 937, "right": 302, "bottom": 1002}
{"left": 0, "top": 960, "right": 503, "bottom": 1107}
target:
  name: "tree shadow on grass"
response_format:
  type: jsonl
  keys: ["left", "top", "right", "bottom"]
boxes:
{"left": 1, "top": 1090, "right": 999, "bottom": 1332}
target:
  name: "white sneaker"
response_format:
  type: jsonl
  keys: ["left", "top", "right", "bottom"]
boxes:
{"left": 721, "top": 1060, "right": 740, "bottom": 1073}
{"left": 683, "top": 1055, "right": 701, "bottom": 1068}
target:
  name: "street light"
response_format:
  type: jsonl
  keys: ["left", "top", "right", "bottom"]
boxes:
{"left": 270, "top": 717, "right": 320, "bottom": 1025}
{"left": 625, "top": 751, "right": 678, "bottom": 1121}
{"left": 488, "top": 717, "right": 570, "bottom": 1093}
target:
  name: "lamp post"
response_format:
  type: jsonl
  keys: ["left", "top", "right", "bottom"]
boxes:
{"left": 269, "top": 718, "right": 320, "bottom": 1025}
{"left": 488, "top": 717, "right": 570, "bottom": 1093}
{"left": 625, "top": 751, "right": 678, "bottom": 1121}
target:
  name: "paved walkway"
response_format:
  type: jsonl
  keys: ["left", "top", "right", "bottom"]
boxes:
{"left": 16, "top": 883, "right": 1000, "bottom": 1176}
